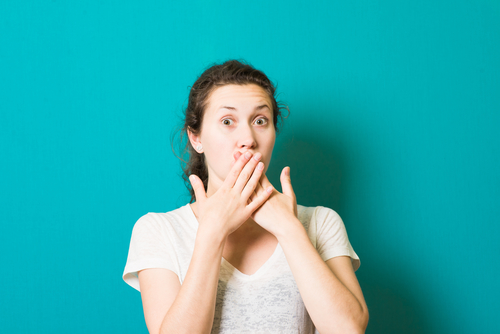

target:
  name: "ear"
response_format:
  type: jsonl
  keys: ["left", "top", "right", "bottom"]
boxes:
{"left": 187, "top": 128, "right": 203, "bottom": 153}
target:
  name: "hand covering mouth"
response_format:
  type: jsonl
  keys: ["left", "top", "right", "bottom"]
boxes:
{"left": 233, "top": 151, "right": 242, "bottom": 161}
{"left": 231, "top": 151, "right": 258, "bottom": 166}
{"left": 231, "top": 151, "right": 242, "bottom": 167}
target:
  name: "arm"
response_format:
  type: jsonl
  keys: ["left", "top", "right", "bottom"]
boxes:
{"left": 139, "top": 227, "right": 226, "bottom": 334}
{"left": 137, "top": 152, "right": 272, "bottom": 334}
{"left": 252, "top": 168, "right": 369, "bottom": 334}
{"left": 278, "top": 224, "right": 369, "bottom": 334}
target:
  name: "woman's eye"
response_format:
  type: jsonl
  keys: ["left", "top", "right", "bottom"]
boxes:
{"left": 254, "top": 118, "right": 268, "bottom": 126}
{"left": 222, "top": 119, "right": 233, "bottom": 126}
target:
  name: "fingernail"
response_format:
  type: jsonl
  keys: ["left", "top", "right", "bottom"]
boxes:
{"left": 189, "top": 175, "right": 195, "bottom": 183}
{"left": 257, "top": 162, "right": 264, "bottom": 170}
{"left": 285, "top": 167, "right": 290, "bottom": 176}
{"left": 266, "top": 186, "right": 273, "bottom": 194}
{"left": 253, "top": 153, "right": 262, "bottom": 161}
{"left": 244, "top": 152, "right": 252, "bottom": 159}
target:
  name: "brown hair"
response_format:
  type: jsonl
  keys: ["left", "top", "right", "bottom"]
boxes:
{"left": 175, "top": 59, "right": 287, "bottom": 202}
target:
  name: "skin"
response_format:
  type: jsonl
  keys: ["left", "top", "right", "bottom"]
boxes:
{"left": 190, "top": 84, "right": 277, "bottom": 198}
{"left": 138, "top": 84, "right": 369, "bottom": 334}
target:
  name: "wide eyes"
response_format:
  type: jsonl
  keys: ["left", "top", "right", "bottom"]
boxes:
{"left": 254, "top": 118, "right": 268, "bottom": 126}
{"left": 221, "top": 117, "right": 268, "bottom": 126}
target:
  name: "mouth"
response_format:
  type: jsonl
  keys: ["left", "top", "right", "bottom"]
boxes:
{"left": 231, "top": 151, "right": 258, "bottom": 166}
{"left": 231, "top": 151, "right": 243, "bottom": 167}
{"left": 233, "top": 151, "right": 243, "bottom": 161}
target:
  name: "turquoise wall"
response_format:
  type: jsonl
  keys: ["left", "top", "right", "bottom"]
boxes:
{"left": 1, "top": 1, "right": 499, "bottom": 333}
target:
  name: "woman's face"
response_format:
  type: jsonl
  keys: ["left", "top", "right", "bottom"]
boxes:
{"left": 189, "top": 84, "right": 276, "bottom": 194}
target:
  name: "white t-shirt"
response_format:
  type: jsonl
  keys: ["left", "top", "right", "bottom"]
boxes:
{"left": 123, "top": 204, "right": 360, "bottom": 334}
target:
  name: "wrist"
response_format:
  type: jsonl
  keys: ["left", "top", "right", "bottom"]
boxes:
{"left": 196, "top": 223, "right": 227, "bottom": 249}
{"left": 274, "top": 215, "right": 306, "bottom": 243}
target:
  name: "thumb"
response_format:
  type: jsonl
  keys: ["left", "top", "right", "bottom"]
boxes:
{"left": 189, "top": 174, "right": 207, "bottom": 204}
{"left": 280, "top": 167, "right": 295, "bottom": 199}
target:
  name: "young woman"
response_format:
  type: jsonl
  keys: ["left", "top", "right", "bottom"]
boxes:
{"left": 123, "top": 60, "right": 369, "bottom": 334}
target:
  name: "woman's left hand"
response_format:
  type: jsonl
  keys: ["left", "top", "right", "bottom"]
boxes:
{"left": 251, "top": 167, "right": 300, "bottom": 237}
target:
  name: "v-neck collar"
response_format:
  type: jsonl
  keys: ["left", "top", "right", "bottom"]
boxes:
{"left": 220, "top": 243, "right": 282, "bottom": 281}
{"left": 184, "top": 203, "right": 282, "bottom": 280}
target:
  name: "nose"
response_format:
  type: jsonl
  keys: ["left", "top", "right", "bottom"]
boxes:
{"left": 237, "top": 124, "right": 257, "bottom": 150}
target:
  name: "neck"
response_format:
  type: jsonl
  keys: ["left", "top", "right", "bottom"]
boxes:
{"left": 205, "top": 178, "right": 222, "bottom": 198}
{"left": 229, "top": 218, "right": 265, "bottom": 237}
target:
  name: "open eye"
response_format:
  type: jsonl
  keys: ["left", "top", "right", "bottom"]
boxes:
{"left": 254, "top": 117, "right": 268, "bottom": 126}
{"left": 222, "top": 118, "right": 234, "bottom": 126}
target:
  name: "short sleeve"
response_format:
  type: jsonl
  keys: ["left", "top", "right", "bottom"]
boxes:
{"left": 314, "top": 207, "right": 360, "bottom": 271}
{"left": 122, "top": 213, "right": 179, "bottom": 291}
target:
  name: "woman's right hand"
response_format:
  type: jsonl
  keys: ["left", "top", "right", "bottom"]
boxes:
{"left": 189, "top": 152, "right": 273, "bottom": 236}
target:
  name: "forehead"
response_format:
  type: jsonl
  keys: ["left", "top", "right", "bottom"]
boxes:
{"left": 205, "top": 84, "right": 272, "bottom": 112}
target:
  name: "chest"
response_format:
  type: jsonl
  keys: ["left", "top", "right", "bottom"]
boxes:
{"left": 212, "top": 246, "right": 313, "bottom": 334}
{"left": 222, "top": 229, "right": 278, "bottom": 276}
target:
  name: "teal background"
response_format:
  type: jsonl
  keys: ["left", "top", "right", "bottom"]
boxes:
{"left": 1, "top": 1, "right": 499, "bottom": 333}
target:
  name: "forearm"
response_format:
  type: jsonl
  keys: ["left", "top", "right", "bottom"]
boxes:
{"left": 277, "top": 221, "right": 368, "bottom": 334}
{"left": 160, "top": 227, "right": 225, "bottom": 334}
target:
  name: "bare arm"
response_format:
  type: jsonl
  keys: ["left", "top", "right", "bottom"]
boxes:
{"left": 252, "top": 168, "right": 369, "bottom": 334}
{"left": 278, "top": 224, "right": 369, "bottom": 334}
{"left": 138, "top": 228, "right": 225, "bottom": 334}
{"left": 137, "top": 152, "right": 273, "bottom": 334}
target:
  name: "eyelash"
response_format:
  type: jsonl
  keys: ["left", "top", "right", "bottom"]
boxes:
{"left": 221, "top": 117, "right": 268, "bottom": 126}
{"left": 254, "top": 117, "right": 268, "bottom": 126}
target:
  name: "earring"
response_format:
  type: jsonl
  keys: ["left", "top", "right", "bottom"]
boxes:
{"left": 196, "top": 144, "right": 202, "bottom": 152}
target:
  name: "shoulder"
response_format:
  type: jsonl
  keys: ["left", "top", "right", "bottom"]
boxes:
{"left": 124, "top": 204, "right": 197, "bottom": 289}
{"left": 297, "top": 205, "right": 342, "bottom": 229}
{"left": 298, "top": 205, "right": 360, "bottom": 270}
{"left": 298, "top": 205, "right": 352, "bottom": 242}
{"left": 132, "top": 204, "right": 195, "bottom": 234}
{"left": 129, "top": 204, "right": 199, "bottom": 249}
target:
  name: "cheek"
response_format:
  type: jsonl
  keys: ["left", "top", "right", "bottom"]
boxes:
{"left": 266, "top": 132, "right": 276, "bottom": 150}
{"left": 201, "top": 129, "right": 227, "bottom": 150}
{"left": 203, "top": 137, "right": 234, "bottom": 167}
{"left": 262, "top": 135, "right": 276, "bottom": 165}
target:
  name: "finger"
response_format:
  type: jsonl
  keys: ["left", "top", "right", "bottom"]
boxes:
{"left": 189, "top": 174, "right": 207, "bottom": 204}
{"left": 248, "top": 179, "right": 265, "bottom": 205}
{"left": 280, "top": 166, "right": 296, "bottom": 199}
{"left": 240, "top": 160, "right": 265, "bottom": 200}
{"left": 260, "top": 173, "right": 273, "bottom": 189}
{"left": 248, "top": 178, "right": 265, "bottom": 202}
{"left": 253, "top": 176, "right": 265, "bottom": 196}
{"left": 247, "top": 190, "right": 257, "bottom": 205}
{"left": 224, "top": 151, "right": 253, "bottom": 188}
{"left": 233, "top": 152, "right": 262, "bottom": 192}
{"left": 231, "top": 151, "right": 242, "bottom": 167}
{"left": 246, "top": 184, "right": 274, "bottom": 213}
{"left": 256, "top": 174, "right": 274, "bottom": 198}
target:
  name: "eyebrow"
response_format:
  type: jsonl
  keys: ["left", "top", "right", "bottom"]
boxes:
{"left": 219, "top": 104, "right": 271, "bottom": 112}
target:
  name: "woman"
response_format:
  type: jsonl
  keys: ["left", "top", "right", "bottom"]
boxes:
{"left": 123, "top": 60, "right": 369, "bottom": 334}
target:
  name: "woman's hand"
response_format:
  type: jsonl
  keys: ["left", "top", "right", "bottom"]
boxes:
{"left": 189, "top": 152, "right": 274, "bottom": 237}
{"left": 251, "top": 166, "right": 300, "bottom": 237}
